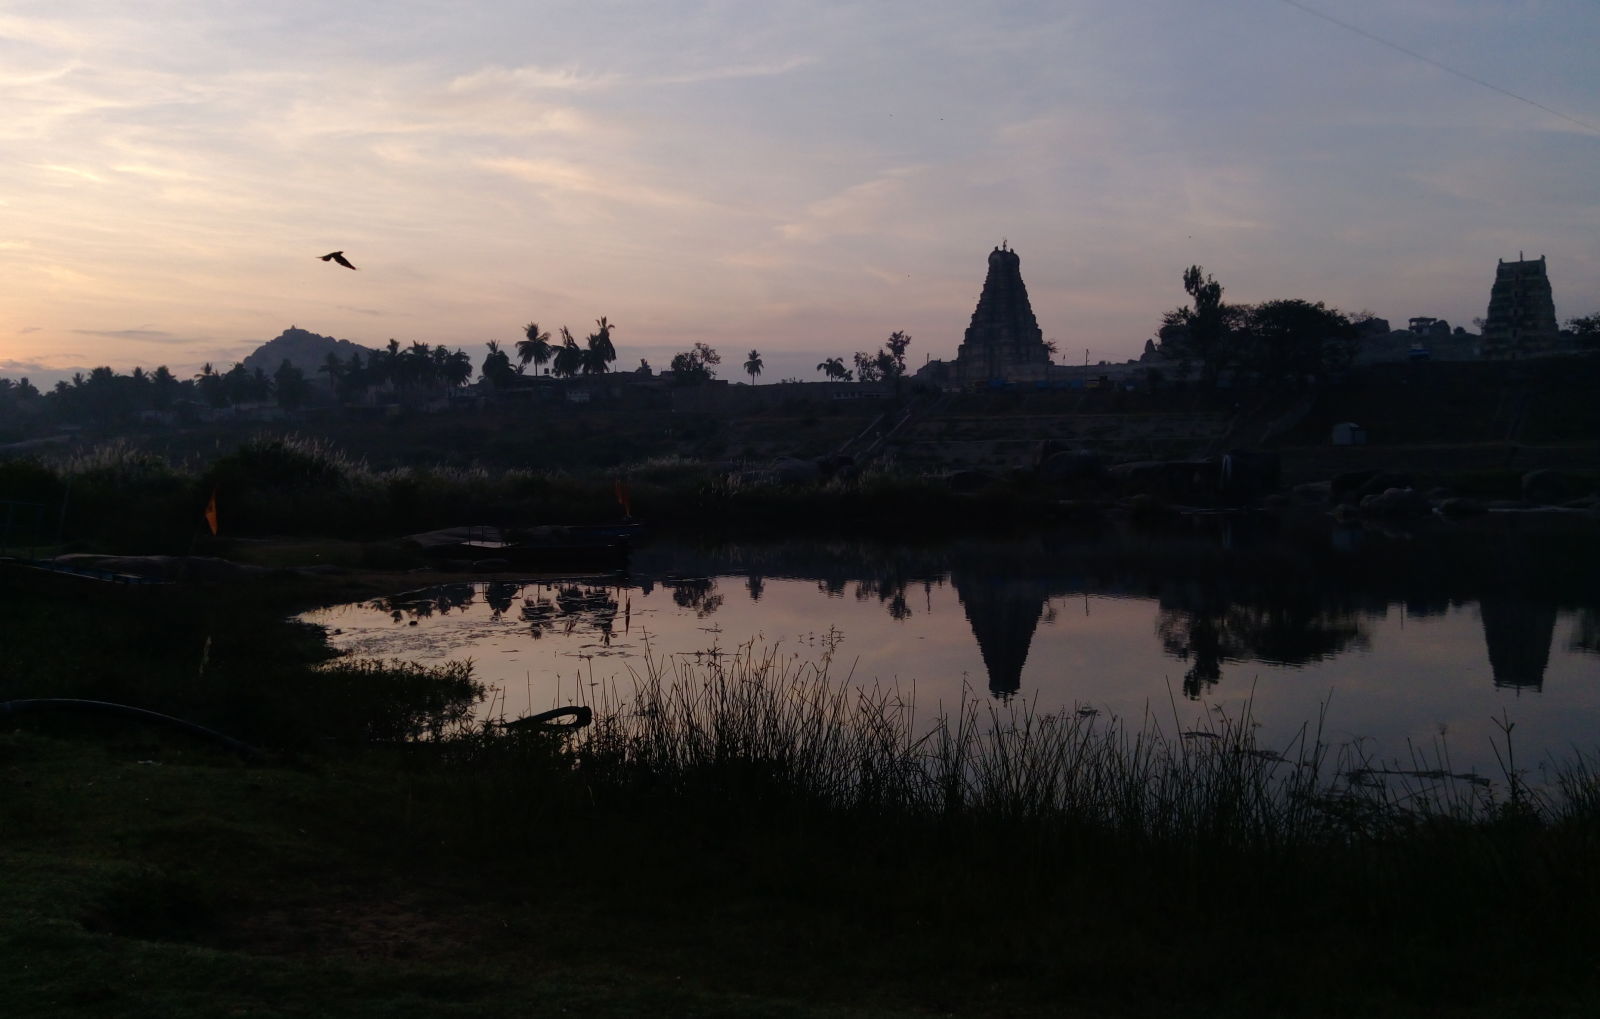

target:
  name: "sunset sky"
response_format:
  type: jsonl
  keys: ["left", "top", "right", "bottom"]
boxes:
{"left": 4, "top": 0, "right": 1597, "bottom": 387}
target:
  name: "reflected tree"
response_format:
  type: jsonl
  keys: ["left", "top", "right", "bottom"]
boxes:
{"left": 1157, "top": 594, "right": 1370, "bottom": 699}
{"left": 1571, "top": 609, "right": 1600, "bottom": 656}
{"left": 668, "top": 578, "right": 723, "bottom": 618}
{"left": 484, "top": 581, "right": 519, "bottom": 617}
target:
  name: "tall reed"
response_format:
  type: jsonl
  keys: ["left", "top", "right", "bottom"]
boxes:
{"left": 550, "top": 641, "right": 1565, "bottom": 845}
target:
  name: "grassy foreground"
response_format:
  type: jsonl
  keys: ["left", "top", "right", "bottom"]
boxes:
{"left": 4, "top": 575, "right": 1600, "bottom": 1017}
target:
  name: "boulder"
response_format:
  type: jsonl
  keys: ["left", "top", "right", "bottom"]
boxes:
{"left": 1435, "top": 496, "right": 1486, "bottom": 517}
{"left": 1037, "top": 450, "right": 1104, "bottom": 484}
{"left": 772, "top": 457, "right": 822, "bottom": 485}
{"left": 1360, "top": 487, "right": 1428, "bottom": 517}
{"left": 1333, "top": 471, "right": 1411, "bottom": 506}
{"left": 942, "top": 470, "right": 996, "bottom": 492}
{"left": 1107, "top": 460, "right": 1216, "bottom": 501}
{"left": 1522, "top": 469, "right": 1588, "bottom": 505}
{"left": 1291, "top": 481, "right": 1332, "bottom": 505}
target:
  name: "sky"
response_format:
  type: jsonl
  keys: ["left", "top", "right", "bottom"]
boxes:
{"left": 3, "top": 0, "right": 1597, "bottom": 387}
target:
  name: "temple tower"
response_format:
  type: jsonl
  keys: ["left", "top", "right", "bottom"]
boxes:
{"left": 1481, "top": 254, "right": 1558, "bottom": 359}
{"left": 954, "top": 243, "right": 1052, "bottom": 384}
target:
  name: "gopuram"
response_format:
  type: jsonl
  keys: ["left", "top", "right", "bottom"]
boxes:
{"left": 917, "top": 243, "right": 1057, "bottom": 388}
{"left": 1480, "top": 254, "right": 1558, "bottom": 359}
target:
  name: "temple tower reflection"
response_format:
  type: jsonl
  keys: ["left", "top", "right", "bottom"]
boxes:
{"left": 1479, "top": 598, "right": 1557, "bottom": 691}
{"left": 949, "top": 566, "right": 1052, "bottom": 697}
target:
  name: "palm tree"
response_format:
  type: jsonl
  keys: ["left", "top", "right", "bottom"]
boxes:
{"left": 431, "top": 344, "right": 453, "bottom": 389}
{"left": 583, "top": 316, "right": 617, "bottom": 374}
{"left": 151, "top": 365, "right": 178, "bottom": 409}
{"left": 518, "top": 322, "right": 553, "bottom": 374}
{"left": 744, "top": 349, "right": 763, "bottom": 385}
{"left": 552, "top": 327, "right": 584, "bottom": 378}
{"left": 402, "top": 340, "right": 435, "bottom": 393}
{"left": 319, "top": 351, "right": 346, "bottom": 396}
{"left": 377, "top": 339, "right": 402, "bottom": 391}
{"left": 194, "top": 362, "right": 225, "bottom": 407}
{"left": 443, "top": 348, "right": 474, "bottom": 388}
{"left": 482, "top": 340, "right": 516, "bottom": 387}
{"left": 816, "top": 356, "right": 851, "bottom": 382}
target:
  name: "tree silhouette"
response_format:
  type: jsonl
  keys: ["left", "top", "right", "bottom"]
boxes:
{"left": 551, "top": 327, "right": 585, "bottom": 378}
{"left": 1157, "top": 266, "right": 1242, "bottom": 387}
{"left": 442, "top": 348, "right": 473, "bottom": 388}
{"left": 744, "top": 349, "right": 763, "bottom": 385}
{"left": 319, "top": 351, "right": 346, "bottom": 398}
{"left": 274, "top": 359, "right": 310, "bottom": 409}
{"left": 883, "top": 331, "right": 912, "bottom": 379}
{"left": 1567, "top": 311, "right": 1600, "bottom": 350}
{"left": 583, "top": 317, "right": 617, "bottom": 374}
{"left": 518, "top": 322, "right": 553, "bottom": 374}
{"left": 669, "top": 343, "right": 721, "bottom": 384}
{"left": 1237, "top": 299, "right": 1356, "bottom": 385}
{"left": 816, "top": 357, "right": 852, "bottom": 381}
{"left": 481, "top": 340, "right": 517, "bottom": 388}
{"left": 381, "top": 339, "right": 402, "bottom": 391}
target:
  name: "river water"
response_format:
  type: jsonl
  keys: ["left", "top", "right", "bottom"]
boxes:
{"left": 300, "top": 513, "right": 1600, "bottom": 779}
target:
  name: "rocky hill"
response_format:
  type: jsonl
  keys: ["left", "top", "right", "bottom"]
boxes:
{"left": 238, "top": 327, "right": 376, "bottom": 385}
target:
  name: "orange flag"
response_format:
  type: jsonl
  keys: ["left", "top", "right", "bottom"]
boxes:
{"left": 203, "top": 489, "right": 219, "bottom": 536}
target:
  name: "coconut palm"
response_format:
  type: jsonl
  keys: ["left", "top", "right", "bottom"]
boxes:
{"left": 583, "top": 316, "right": 617, "bottom": 374}
{"left": 816, "top": 356, "right": 851, "bottom": 382}
{"left": 551, "top": 327, "right": 585, "bottom": 378}
{"left": 403, "top": 341, "right": 435, "bottom": 392}
{"left": 482, "top": 340, "right": 516, "bottom": 387}
{"left": 744, "top": 349, "right": 763, "bottom": 385}
{"left": 319, "top": 351, "right": 346, "bottom": 396}
{"left": 518, "top": 322, "right": 553, "bottom": 374}
{"left": 443, "top": 348, "right": 474, "bottom": 388}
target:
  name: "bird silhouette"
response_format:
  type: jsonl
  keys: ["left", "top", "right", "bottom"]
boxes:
{"left": 318, "top": 251, "right": 358, "bottom": 270}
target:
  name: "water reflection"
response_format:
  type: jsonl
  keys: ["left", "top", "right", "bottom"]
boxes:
{"left": 347, "top": 518, "right": 1600, "bottom": 702}
{"left": 667, "top": 578, "right": 722, "bottom": 618}
{"left": 1573, "top": 610, "right": 1600, "bottom": 656}
{"left": 304, "top": 517, "right": 1600, "bottom": 772}
{"left": 371, "top": 581, "right": 623, "bottom": 644}
{"left": 948, "top": 566, "right": 1050, "bottom": 697}
{"left": 1155, "top": 589, "right": 1370, "bottom": 699}
{"left": 1479, "top": 599, "right": 1557, "bottom": 691}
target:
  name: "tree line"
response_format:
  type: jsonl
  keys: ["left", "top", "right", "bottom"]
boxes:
{"left": 1153, "top": 266, "right": 1369, "bottom": 388}
{"left": 815, "top": 331, "right": 913, "bottom": 382}
{"left": 1153, "top": 265, "right": 1600, "bottom": 387}
{"left": 0, "top": 361, "right": 325, "bottom": 427}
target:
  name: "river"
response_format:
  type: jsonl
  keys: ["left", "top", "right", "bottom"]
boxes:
{"left": 300, "top": 511, "right": 1600, "bottom": 780}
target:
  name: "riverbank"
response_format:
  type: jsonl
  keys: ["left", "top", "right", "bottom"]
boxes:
{"left": 4, "top": 569, "right": 1600, "bottom": 1017}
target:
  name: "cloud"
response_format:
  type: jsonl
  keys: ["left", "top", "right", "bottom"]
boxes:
{"left": 66, "top": 329, "right": 208, "bottom": 347}
{"left": 475, "top": 157, "right": 708, "bottom": 212}
{"left": 447, "top": 65, "right": 618, "bottom": 94}
{"left": 70, "top": 328, "right": 173, "bottom": 339}
{"left": 0, "top": 359, "right": 62, "bottom": 374}
{"left": 778, "top": 168, "right": 923, "bottom": 243}
{"left": 652, "top": 55, "right": 815, "bottom": 86}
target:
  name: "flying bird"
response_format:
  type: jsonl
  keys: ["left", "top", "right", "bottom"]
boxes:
{"left": 318, "top": 251, "right": 358, "bottom": 270}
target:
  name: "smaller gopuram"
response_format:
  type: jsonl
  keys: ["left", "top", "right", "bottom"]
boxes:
{"left": 1480, "top": 254, "right": 1558, "bottom": 359}
{"left": 952, "top": 243, "right": 1053, "bottom": 385}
